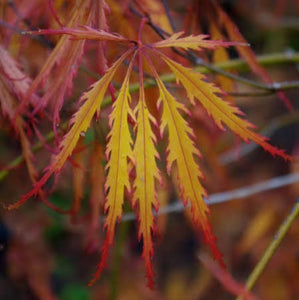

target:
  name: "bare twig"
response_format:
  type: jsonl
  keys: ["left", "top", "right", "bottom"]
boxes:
{"left": 120, "top": 173, "right": 299, "bottom": 222}
{"left": 130, "top": 7, "right": 299, "bottom": 95}
{"left": 236, "top": 197, "right": 299, "bottom": 300}
{"left": 160, "top": 0, "right": 176, "bottom": 32}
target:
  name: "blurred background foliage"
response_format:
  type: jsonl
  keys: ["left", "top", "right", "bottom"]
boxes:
{"left": 1, "top": 0, "right": 299, "bottom": 299}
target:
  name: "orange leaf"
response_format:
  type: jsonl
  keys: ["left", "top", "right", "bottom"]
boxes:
{"left": 147, "top": 56, "right": 225, "bottom": 268}
{"left": 160, "top": 54, "right": 292, "bottom": 161}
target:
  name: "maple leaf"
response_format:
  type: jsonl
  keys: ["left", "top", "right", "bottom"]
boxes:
{"left": 88, "top": 51, "right": 135, "bottom": 286}
{"left": 23, "top": 0, "right": 105, "bottom": 135}
{"left": 7, "top": 49, "right": 132, "bottom": 210}
{"left": 158, "top": 54, "right": 292, "bottom": 160}
{"left": 131, "top": 52, "right": 162, "bottom": 288}
{"left": 152, "top": 31, "right": 233, "bottom": 51}
{"left": 11, "top": 19, "right": 292, "bottom": 289}
{"left": 147, "top": 53, "right": 225, "bottom": 268}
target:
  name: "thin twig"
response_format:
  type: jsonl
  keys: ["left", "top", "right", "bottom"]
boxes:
{"left": 2, "top": 51, "right": 299, "bottom": 182}
{"left": 161, "top": 0, "right": 176, "bottom": 32}
{"left": 100, "top": 51, "right": 299, "bottom": 108}
{"left": 236, "top": 198, "right": 299, "bottom": 300}
{"left": 195, "top": 58, "right": 278, "bottom": 91}
{"left": 227, "top": 91, "right": 273, "bottom": 97}
{"left": 120, "top": 173, "right": 299, "bottom": 222}
{"left": 135, "top": 7, "right": 299, "bottom": 94}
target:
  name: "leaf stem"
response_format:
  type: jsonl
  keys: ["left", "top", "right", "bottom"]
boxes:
{"left": 236, "top": 198, "right": 299, "bottom": 300}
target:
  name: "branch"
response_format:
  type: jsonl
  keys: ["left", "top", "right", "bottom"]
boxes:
{"left": 120, "top": 173, "right": 299, "bottom": 222}
{"left": 100, "top": 51, "right": 299, "bottom": 108}
{"left": 236, "top": 197, "right": 299, "bottom": 300}
{"left": 2, "top": 51, "right": 299, "bottom": 181}
{"left": 132, "top": 7, "right": 299, "bottom": 94}
{"left": 160, "top": 0, "right": 176, "bottom": 32}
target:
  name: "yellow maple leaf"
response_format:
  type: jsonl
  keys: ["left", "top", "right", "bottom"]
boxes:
{"left": 152, "top": 31, "right": 233, "bottom": 51}
{"left": 89, "top": 53, "right": 135, "bottom": 286}
{"left": 132, "top": 52, "right": 162, "bottom": 288}
{"left": 12, "top": 18, "right": 292, "bottom": 289}
{"left": 147, "top": 54, "right": 225, "bottom": 267}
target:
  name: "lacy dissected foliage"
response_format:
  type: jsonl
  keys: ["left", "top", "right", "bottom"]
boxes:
{"left": 0, "top": 0, "right": 292, "bottom": 289}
